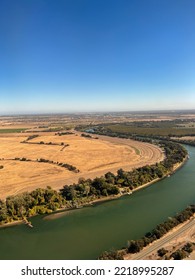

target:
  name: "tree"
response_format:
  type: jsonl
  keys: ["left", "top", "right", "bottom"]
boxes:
{"left": 182, "top": 243, "right": 193, "bottom": 254}
{"left": 105, "top": 172, "right": 115, "bottom": 184}
{"left": 157, "top": 248, "right": 168, "bottom": 257}
{"left": 60, "top": 186, "right": 77, "bottom": 200}
{"left": 92, "top": 177, "right": 106, "bottom": 191}
{"left": 117, "top": 168, "right": 125, "bottom": 179}
{"left": 99, "top": 250, "right": 124, "bottom": 260}
{"left": 171, "top": 250, "right": 187, "bottom": 260}
{"left": 128, "top": 240, "right": 143, "bottom": 253}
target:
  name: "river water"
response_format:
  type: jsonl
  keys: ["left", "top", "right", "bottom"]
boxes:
{"left": 0, "top": 145, "right": 195, "bottom": 260}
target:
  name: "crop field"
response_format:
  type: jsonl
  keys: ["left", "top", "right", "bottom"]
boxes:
{"left": 0, "top": 131, "right": 164, "bottom": 199}
{"left": 0, "top": 128, "right": 27, "bottom": 133}
{"left": 105, "top": 122, "right": 195, "bottom": 137}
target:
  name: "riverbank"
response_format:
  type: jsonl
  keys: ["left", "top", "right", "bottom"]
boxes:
{"left": 44, "top": 155, "right": 188, "bottom": 221}
{"left": 0, "top": 218, "right": 34, "bottom": 229}
{"left": 0, "top": 147, "right": 188, "bottom": 228}
{"left": 0, "top": 220, "right": 23, "bottom": 228}
{"left": 124, "top": 214, "right": 195, "bottom": 260}
{"left": 0, "top": 144, "right": 194, "bottom": 260}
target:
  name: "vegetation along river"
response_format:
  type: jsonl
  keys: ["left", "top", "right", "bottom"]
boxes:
{"left": 0, "top": 145, "right": 195, "bottom": 260}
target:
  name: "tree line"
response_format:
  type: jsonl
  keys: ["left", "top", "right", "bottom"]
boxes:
{"left": 10, "top": 157, "right": 79, "bottom": 173}
{"left": 99, "top": 204, "right": 195, "bottom": 260}
{"left": 127, "top": 205, "right": 195, "bottom": 254}
{"left": 0, "top": 187, "right": 69, "bottom": 224}
{"left": 80, "top": 121, "right": 195, "bottom": 137}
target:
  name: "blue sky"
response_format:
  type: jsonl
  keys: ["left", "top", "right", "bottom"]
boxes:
{"left": 0, "top": 0, "right": 194, "bottom": 114}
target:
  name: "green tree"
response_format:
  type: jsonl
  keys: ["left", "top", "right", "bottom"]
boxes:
{"left": 157, "top": 248, "right": 168, "bottom": 257}
{"left": 0, "top": 200, "right": 7, "bottom": 223}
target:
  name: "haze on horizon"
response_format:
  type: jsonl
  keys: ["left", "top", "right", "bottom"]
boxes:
{"left": 0, "top": 0, "right": 194, "bottom": 114}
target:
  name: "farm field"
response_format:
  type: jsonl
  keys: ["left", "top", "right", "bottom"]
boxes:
{"left": 1, "top": 111, "right": 194, "bottom": 201}
{"left": 104, "top": 123, "right": 195, "bottom": 137}
{"left": 0, "top": 111, "right": 195, "bottom": 132}
{"left": 0, "top": 131, "right": 164, "bottom": 199}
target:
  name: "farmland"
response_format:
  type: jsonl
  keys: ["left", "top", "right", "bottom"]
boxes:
{"left": 0, "top": 111, "right": 194, "bottom": 200}
{"left": 0, "top": 112, "right": 195, "bottom": 261}
{"left": 0, "top": 130, "right": 164, "bottom": 199}
{"left": 87, "top": 119, "right": 195, "bottom": 138}
{"left": 0, "top": 128, "right": 27, "bottom": 133}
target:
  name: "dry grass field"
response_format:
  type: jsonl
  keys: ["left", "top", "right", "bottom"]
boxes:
{"left": 172, "top": 136, "right": 195, "bottom": 141}
{"left": 0, "top": 131, "right": 164, "bottom": 200}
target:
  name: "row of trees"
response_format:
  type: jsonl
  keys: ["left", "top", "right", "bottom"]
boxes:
{"left": 99, "top": 205, "right": 195, "bottom": 259}
{"left": 12, "top": 157, "right": 79, "bottom": 173}
{"left": 55, "top": 132, "right": 74, "bottom": 136}
{"left": 60, "top": 176, "right": 120, "bottom": 202}
{"left": 21, "top": 134, "right": 70, "bottom": 147}
{"left": 157, "top": 242, "right": 194, "bottom": 260}
{"left": 22, "top": 140, "right": 68, "bottom": 146}
{"left": 127, "top": 205, "right": 195, "bottom": 254}
{"left": 171, "top": 138, "right": 195, "bottom": 147}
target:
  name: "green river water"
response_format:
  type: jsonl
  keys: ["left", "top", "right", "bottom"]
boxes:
{"left": 0, "top": 145, "right": 195, "bottom": 260}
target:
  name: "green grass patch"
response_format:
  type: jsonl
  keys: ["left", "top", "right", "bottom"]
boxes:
{"left": 0, "top": 128, "right": 27, "bottom": 133}
{"left": 131, "top": 146, "right": 140, "bottom": 155}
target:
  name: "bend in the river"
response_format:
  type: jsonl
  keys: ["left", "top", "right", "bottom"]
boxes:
{"left": 0, "top": 145, "right": 194, "bottom": 260}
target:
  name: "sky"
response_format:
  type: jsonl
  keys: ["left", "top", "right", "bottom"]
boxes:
{"left": 0, "top": 0, "right": 195, "bottom": 114}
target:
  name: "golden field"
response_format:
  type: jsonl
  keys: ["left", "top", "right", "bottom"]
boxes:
{"left": 0, "top": 131, "right": 164, "bottom": 199}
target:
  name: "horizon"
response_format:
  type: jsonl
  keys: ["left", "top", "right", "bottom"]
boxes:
{"left": 0, "top": 0, "right": 195, "bottom": 114}
{"left": 1, "top": 108, "right": 195, "bottom": 117}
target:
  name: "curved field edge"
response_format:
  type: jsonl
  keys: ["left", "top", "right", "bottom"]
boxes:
{"left": 0, "top": 139, "right": 187, "bottom": 227}
{"left": 0, "top": 133, "right": 163, "bottom": 199}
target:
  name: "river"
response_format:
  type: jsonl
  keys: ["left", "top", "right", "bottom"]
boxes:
{"left": 0, "top": 145, "right": 195, "bottom": 260}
